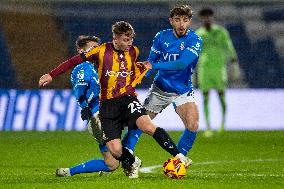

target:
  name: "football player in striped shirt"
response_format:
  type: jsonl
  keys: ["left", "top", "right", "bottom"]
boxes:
{"left": 55, "top": 35, "right": 142, "bottom": 177}
{"left": 39, "top": 21, "right": 191, "bottom": 179}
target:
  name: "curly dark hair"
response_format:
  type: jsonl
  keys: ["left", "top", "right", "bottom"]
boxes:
{"left": 170, "top": 5, "right": 193, "bottom": 18}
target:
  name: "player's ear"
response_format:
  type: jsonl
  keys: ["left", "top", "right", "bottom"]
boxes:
{"left": 113, "top": 34, "right": 118, "bottom": 44}
{"left": 77, "top": 48, "right": 83, "bottom": 53}
{"left": 169, "top": 17, "right": 173, "bottom": 25}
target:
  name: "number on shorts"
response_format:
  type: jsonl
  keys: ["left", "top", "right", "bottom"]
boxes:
{"left": 128, "top": 101, "right": 143, "bottom": 113}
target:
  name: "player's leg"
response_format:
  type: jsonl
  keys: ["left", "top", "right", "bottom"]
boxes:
{"left": 217, "top": 90, "right": 226, "bottom": 132}
{"left": 173, "top": 91, "right": 199, "bottom": 156}
{"left": 106, "top": 138, "right": 141, "bottom": 179}
{"left": 135, "top": 115, "right": 191, "bottom": 167}
{"left": 128, "top": 95, "right": 191, "bottom": 167}
{"left": 202, "top": 90, "right": 213, "bottom": 137}
{"left": 100, "top": 97, "right": 141, "bottom": 178}
{"left": 121, "top": 128, "right": 143, "bottom": 154}
{"left": 56, "top": 145, "right": 116, "bottom": 177}
{"left": 102, "top": 127, "right": 137, "bottom": 174}
{"left": 102, "top": 150, "right": 120, "bottom": 171}
{"left": 70, "top": 144, "right": 120, "bottom": 176}
{"left": 56, "top": 115, "right": 115, "bottom": 177}
{"left": 202, "top": 90, "right": 210, "bottom": 130}
{"left": 68, "top": 158, "right": 111, "bottom": 176}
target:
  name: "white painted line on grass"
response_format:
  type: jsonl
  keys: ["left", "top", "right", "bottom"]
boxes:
{"left": 139, "top": 158, "right": 284, "bottom": 173}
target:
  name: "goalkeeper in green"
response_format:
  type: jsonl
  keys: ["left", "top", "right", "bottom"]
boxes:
{"left": 196, "top": 8, "right": 238, "bottom": 135}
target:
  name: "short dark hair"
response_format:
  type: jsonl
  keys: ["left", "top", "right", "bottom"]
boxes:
{"left": 76, "top": 35, "right": 100, "bottom": 49}
{"left": 199, "top": 8, "right": 214, "bottom": 17}
{"left": 170, "top": 5, "right": 193, "bottom": 18}
{"left": 112, "top": 21, "right": 135, "bottom": 37}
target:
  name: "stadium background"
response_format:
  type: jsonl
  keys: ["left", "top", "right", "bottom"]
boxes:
{"left": 0, "top": 0, "right": 284, "bottom": 131}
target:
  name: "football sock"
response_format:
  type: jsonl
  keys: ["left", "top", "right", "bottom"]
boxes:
{"left": 122, "top": 129, "right": 142, "bottom": 153}
{"left": 203, "top": 94, "right": 210, "bottom": 129}
{"left": 177, "top": 129, "right": 197, "bottom": 156}
{"left": 115, "top": 147, "right": 135, "bottom": 168}
{"left": 69, "top": 159, "right": 110, "bottom": 175}
{"left": 153, "top": 127, "right": 180, "bottom": 156}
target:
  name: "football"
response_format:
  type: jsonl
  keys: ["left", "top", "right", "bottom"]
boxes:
{"left": 163, "top": 157, "right": 186, "bottom": 179}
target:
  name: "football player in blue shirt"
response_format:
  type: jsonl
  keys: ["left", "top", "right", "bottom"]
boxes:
{"left": 56, "top": 35, "right": 142, "bottom": 177}
{"left": 139, "top": 5, "right": 202, "bottom": 159}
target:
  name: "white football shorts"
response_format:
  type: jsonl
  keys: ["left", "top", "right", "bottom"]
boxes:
{"left": 143, "top": 84, "right": 196, "bottom": 113}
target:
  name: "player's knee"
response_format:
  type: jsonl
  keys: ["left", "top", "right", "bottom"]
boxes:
{"left": 136, "top": 115, "right": 156, "bottom": 136}
{"left": 186, "top": 119, "right": 199, "bottom": 131}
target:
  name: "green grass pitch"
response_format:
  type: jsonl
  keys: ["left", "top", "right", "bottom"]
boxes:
{"left": 0, "top": 131, "right": 283, "bottom": 188}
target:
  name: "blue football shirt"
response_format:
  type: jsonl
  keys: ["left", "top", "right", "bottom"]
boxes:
{"left": 148, "top": 29, "right": 202, "bottom": 94}
{"left": 71, "top": 62, "right": 100, "bottom": 114}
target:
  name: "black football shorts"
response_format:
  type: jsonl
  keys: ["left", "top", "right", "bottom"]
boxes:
{"left": 99, "top": 95, "right": 146, "bottom": 143}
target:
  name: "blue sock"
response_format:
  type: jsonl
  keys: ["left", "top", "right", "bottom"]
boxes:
{"left": 70, "top": 159, "right": 110, "bottom": 176}
{"left": 177, "top": 129, "right": 197, "bottom": 156}
{"left": 121, "top": 129, "right": 142, "bottom": 153}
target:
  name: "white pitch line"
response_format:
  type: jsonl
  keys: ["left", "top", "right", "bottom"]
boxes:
{"left": 139, "top": 165, "right": 162, "bottom": 173}
{"left": 139, "top": 158, "right": 284, "bottom": 173}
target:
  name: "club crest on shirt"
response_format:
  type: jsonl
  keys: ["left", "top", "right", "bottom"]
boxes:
{"left": 180, "top": 42, "right": 185, "bottom": 50}
{"left": 120, "top": 61, "right": 126, "bottom": 70}
{"left": 77, "top": 70, "right": 84, "bottom": 79}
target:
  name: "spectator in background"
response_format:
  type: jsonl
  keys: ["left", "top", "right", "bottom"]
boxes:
{"left": 196, "top": 8, "right": 239, "bottom": 136}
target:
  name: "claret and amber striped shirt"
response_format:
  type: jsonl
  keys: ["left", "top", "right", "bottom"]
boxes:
{"left": 49, "top": 42, "right": 147, "bottom": 101}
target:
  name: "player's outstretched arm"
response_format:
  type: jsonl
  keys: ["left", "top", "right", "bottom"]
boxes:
{"left": 147, "top": 49, "right": 197, "bottom": 71}
{"left": 39, "top": 73, "right": 52, "bottom": 87}
{"left": 38, "top": 54, "right": 86, "bottom": 87}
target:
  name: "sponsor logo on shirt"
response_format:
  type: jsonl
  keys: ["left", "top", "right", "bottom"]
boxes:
{"left": 162, "top": 52, "right": 179, "bottom": 61}
{"left": 105, "top": 70, "right": 134, "bottom": 77}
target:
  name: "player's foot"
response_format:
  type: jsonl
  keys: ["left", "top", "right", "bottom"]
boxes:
{"left": 123, "top": 156, "right": 141, "bottom": 179}
{"left": 55, "top": 168, "right": 71, "bottom": 177}
{"left": 204, "top": 129, "right": 214, "bottom": 137}
{"left": 175, "top": 153, "right": 192, "bottom": 169}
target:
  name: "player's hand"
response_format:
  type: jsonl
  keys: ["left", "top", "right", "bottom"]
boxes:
{"left": 137, "top": 61, "right": 152, "bottom": 69}
{"left": 39, "top": 74, "right": 53, "bottom": 87}
{"left": 81, "top": 107, "right": 92, "bottom": 121}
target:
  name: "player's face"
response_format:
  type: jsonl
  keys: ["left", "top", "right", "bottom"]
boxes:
{"left": 113, "top": 33, "right": 134, "bottom": 52}
{"left": 201, "top": 15, "right": 213, "bottom": 28}
{"left": 169, "top": 15, "right": 192, "bottom": 37}
{"left": 77, "top": 41, "right": 99, "bottom": 53}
